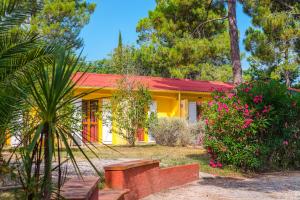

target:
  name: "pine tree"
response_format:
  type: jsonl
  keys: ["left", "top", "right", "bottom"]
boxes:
{"left": 228, "top": 0, "right": 242, "bottom": 85}
{"left": 242, "top": 0, "right": 300, "bottom": 87}
{"left": 135, "top": 0, "right": 232, "bottom": 81}
{"left": 30, "top": 0, "right": 96, "bottom": 49}
{"left": 118, "top": 30, "right": 123, "bottom": 50}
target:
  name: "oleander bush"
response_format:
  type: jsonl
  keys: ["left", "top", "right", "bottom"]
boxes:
{"left": 203, "top": 81, "right": 300, "bottom": 171}
{"left": 149, "top": 117, "right": 204, "bottom": 146}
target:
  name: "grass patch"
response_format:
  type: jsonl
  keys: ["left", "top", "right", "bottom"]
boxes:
{"left": 3, "top": 144, "right": 247, "bottom": 180}
{"left": 68, "top": 144, "right": 245, "bottom": 177}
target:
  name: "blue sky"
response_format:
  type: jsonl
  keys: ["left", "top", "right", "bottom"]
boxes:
{"left": 80, "top": 0, "right": 251, "bottom": 68}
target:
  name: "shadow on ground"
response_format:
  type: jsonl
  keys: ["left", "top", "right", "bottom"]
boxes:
{"left": 198, "top": 172, "right": 300, "bottom": 193}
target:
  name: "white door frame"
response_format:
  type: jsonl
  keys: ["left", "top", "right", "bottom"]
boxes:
{"left": 148, "top": 101, "right": 157, "bottom": 142}
{"left": 73, "top": 98, "right": 82, "bottom": 146}
{"left": 188, "top": 101, "right": 197, "bottom": 123}
{"left": 102, "top": 98, "right": 112, "bottom": 144}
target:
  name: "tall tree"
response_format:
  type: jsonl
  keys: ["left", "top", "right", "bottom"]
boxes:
{"left": 135, "top": 0, "right": 232, "bottom": 81}
{"left": 242, "top": 0, "right": 300, "bottom": 87}
{"left": 118, "top": 30, "right": 123, "bottom": 50}
{"left": 30, "top": 0, "right": 96, "bottom": 49}
{"left": 228, "top": 0, "right": 242, "bottom": 85}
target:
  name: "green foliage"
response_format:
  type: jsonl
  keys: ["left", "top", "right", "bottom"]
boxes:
{"left": 0, "top": 2, "right": 100, "bottom": 198}
{"left": 109, "top": 77, "right": 152, "bottom": 146}
{"left": 135, "top": 0, "right": 232, "bottom": 80}
{"left": 242, "top": 0, "right": 300, "bottom": 86}
{"left": 9, "top": 51, "right": 101, "bottom": 199}
{"left": 30, "top": 0, "right": 96, "bottom": 49}
{"left": 203, "top": 80, "right": 300, "bottom": 170}
{"left": 0, "top": 0, "right": 56, "bottom": 159}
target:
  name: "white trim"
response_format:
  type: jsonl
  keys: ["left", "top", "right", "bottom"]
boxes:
{"left": 73, "top": 98, "right": 82, "bottom": 146}
{"left": 148, "top": 101, "right": 157, "bottom": 142}
{"left": 188, "top": 101, "right": 197, "bottom": 123}
{"left": 102, "top": 98, "right": 112, "bottom": 144}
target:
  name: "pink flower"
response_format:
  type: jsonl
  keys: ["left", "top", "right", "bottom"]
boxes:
{"left": 217, "top": 102, "right": 229, "bottom": 113}
{"left": 207, "top": 147, "right": 212, "bottom": 153}
{"left": 262, "top": 105, "right": 271, "bottom": 113}
{"left": 253, "top": 95, "right": 263, "bottom": 104}
{"left": 283, "top": 140, "right": 288, "bottom": 145}
{"left": 205, "top": 119, "right": 209, "bottom": 125}
{"left": 242, "top": 118, "right": 253, "bottom": 129}
{"left": 244, "top": 87, "right": 250, "bottom": 93}
{"left": 228, "top": 93, "right": 235, "bottom": 99}
{"left": 217, "top": 162, "right": 223, "bottom": 168}
{"left": 243, "top": 109, "right": 250, "bottom": 117}
{"left": 223, "top": 104, "right": 229, "bottom": 113}
{"left": 209, "top": 159, "right": 217, "bottom": 168}
{"left": 208, "top": 101, "right": 214, "bottom": 107}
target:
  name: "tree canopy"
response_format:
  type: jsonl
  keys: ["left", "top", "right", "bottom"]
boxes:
{"left": 242, "top": 0, "right": 300, "bottom": 87}
{"left": 30, "top": 0, "right": 96, "bottom": 49}
{"left": 135, "top": 0, "right": 232, "bottom": 81}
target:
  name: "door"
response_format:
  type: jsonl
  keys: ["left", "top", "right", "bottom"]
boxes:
{"left": 89, "top": 100, "right": 98, "bottom": 142}
{"left": 82, "top": 100, "right": 99, "bottom": 143}
{"left": 188, "top": 101, "right": 197, "bottom": 123}
{"left": 102, "top": 98, "right": 112, "bottom": 144}
{"left": 148, "top": 101, "right": 157, "bottom": 142}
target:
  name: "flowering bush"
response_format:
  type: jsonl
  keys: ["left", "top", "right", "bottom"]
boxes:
{"left": 203, "top": 81, "right": 300, "bottom": 171}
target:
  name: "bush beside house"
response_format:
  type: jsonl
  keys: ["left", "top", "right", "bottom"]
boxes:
{"left": 149, "top": 117, "right": 205, "bottom": 146}
{"left": 109, "top": 77, "right": 152, "bottom": 146}
{"left": 203, "top": 81, "right": 300, "bottom": 171}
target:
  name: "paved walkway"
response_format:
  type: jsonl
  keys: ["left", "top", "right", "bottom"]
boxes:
{"left": 143, "top": 172, "right": 300, "bottom": 200}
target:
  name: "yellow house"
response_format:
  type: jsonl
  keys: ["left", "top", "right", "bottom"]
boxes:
{"left": 73, "top": 73, "right": 234, "bottom": 145}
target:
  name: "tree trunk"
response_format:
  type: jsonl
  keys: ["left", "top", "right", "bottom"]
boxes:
{"left": 285, "top": 70, "right": 291, "bottom": 88}
{"left": 284, "top": 44, "right": 291, "bottom": 88}
{"left": 42, "top": 123, "right": 52, "bottom": 200}
{"left": 228, "top": 0, "right": 242, "bottom": 85}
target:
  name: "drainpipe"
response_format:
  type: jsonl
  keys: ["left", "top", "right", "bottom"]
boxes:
{"left": 178, "top": 91, "right": 181, "bottom": 117}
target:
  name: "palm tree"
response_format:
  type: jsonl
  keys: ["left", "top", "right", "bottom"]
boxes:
{"left": 0, "top": 0, "right": 55, "bottom": 160}
{"left": 13, "top": 50, "right": 100, "bottom": 199}
{"left": 0, "top": 1, "right": 100, "bottom": 199}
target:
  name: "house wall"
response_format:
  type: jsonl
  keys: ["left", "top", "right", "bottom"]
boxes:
{"left": 76, "top": 88, "right": 213, "bottom": 145}
{"left": 2, "top": 88, "right": 211, "bottom": 146}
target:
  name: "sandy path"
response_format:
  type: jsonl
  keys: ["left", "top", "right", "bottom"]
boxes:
{"left": 143, "top": 172, "right": 300, "bottom": 200}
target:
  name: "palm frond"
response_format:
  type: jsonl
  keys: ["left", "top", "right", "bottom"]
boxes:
{"left": 0, "top": 0, "right": 39, "bottom": 31}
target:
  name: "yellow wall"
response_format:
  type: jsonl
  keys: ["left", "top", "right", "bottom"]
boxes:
{"left": 4, "top": 88, "right": 212, "bottom": 147}
{"left": 75, "top": 87, "right": 212, "bottom": 145}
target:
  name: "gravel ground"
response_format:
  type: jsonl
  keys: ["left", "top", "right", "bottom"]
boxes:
{"left": 143, "top": 172, "right": 300, "bottom": 200}
{"left": 1, "top": 158, "right": 137, "bottom": 187}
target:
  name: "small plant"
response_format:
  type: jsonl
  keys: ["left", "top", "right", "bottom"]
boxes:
{"left": 109, "top": 77, "right": 152, "bottom": 146}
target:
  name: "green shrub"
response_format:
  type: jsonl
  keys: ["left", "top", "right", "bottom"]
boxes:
{"left": 149, "top": 117, "right": 204, "bottom": 146}
{"left": 203, "top": 81, "right": 300, "bottom": 171}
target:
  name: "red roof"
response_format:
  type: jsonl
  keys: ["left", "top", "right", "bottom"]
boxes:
{"left": 73, "top": 72, "right": 234, "bottom": 93}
